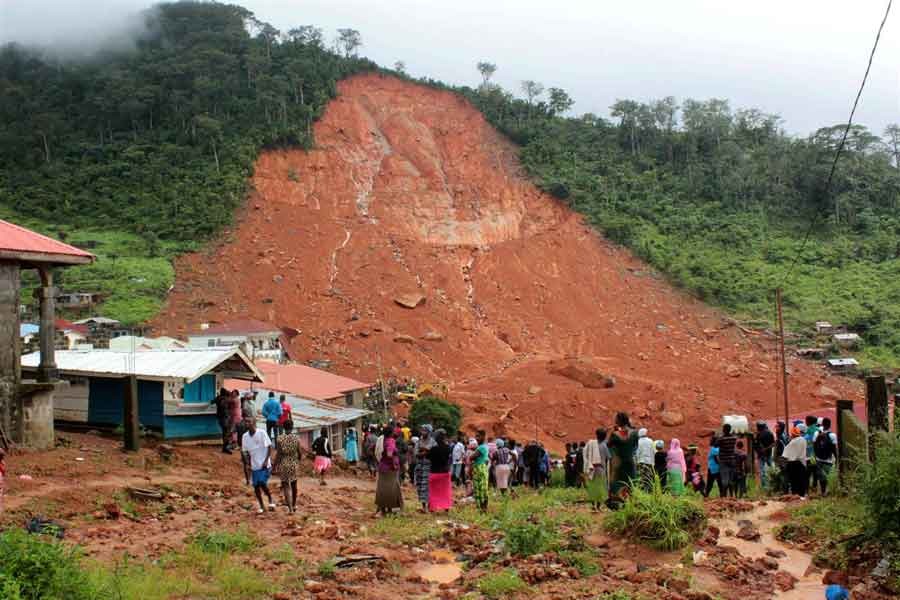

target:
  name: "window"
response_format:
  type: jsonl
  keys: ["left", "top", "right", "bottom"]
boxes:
{"left": 207, "top": 339, "right": 216, "bottom": 347}
{"left": 345, "top": 393, "right": 354, "bottom": 407}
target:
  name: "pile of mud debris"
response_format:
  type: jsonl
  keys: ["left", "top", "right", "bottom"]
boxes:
{"left": 155, "top": 73, "right": 861, "bottom": 448}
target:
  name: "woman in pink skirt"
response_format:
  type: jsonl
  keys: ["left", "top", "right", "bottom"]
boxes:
{"left": 426, "top": 430, "right": 453, "bottom": 512}
{"left": 312, "top": 428, "right": 332, "bottom": 486}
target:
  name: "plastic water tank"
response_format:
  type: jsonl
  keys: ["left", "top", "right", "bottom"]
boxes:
{"left": 722, "top": 415, "right": 749, "bottom": 434}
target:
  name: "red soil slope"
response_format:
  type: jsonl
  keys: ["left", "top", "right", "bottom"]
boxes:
{"left": 156, "top": 73, "right": 861, "bottom": 447}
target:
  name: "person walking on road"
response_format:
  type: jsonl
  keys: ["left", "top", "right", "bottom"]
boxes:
{"left": 273, "top": 420, "right": 302, "bottom": 513}
{"left": 312, "top": 428, "right": 332, "bottom": 486}
{"left": 375, "top": 426, "right": 403, "bottom": 515}
{"left": 241, "top": 417, "right": 276, "bottom": 513}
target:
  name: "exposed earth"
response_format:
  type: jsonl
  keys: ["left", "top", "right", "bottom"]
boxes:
{"left": 6, "top": 432, "right": 893, "bottom": 600}
{"left": 155, "top": 73, "right": 862, "bottom": 448}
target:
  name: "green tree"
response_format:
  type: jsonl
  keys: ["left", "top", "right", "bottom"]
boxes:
{"left": 335, "top": 28, "right": 362, "bottom": 57}
{"left": 408, "top": 396, "right": 462, "bottom": 437}
{"left": 476, "top": 61, "right": 497, "bottom": 87}
{"left": 547, "top": 87, "right": 573, "bottom": 116}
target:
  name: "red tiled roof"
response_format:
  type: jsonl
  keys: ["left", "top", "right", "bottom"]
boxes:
{"left": 228, "top": 362, "right": 370, "bottom": 401}
{"left": 56, "top": 319, "right": 89, "bottom": 335}
{"left": 0, "top": 220, "right": 94, "bottom": 264}
{"left": 195, "top": 319, "right": 282, "bottom": 336}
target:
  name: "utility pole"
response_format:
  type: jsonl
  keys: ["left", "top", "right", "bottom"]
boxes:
{"left": 776, "top": 288, "right": 789, "bottom": 424}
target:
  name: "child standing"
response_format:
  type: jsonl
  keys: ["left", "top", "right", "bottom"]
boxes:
{"left": 734, "top": 440, "right": 748, "bottom": 498}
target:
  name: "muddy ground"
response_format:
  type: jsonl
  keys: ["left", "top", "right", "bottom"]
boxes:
{"left": 5, "top": 432, "right": 890, "bottom": 599}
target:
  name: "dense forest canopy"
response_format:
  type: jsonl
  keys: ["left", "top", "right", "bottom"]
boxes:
{"left": 1, "top": 1, "right": 898, "bottom": 367}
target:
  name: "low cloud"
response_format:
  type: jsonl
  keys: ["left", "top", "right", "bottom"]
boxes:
{"left": 0, "top": 0, "right": 157, "bottom": 59}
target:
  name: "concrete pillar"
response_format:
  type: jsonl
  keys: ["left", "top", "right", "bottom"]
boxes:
{"left": 835, "top": 399, "right": 854, "bottom": 488}
{"left": 866, "top": 376, "right": 889, "bottom": 461}
{"left": 36, "top": 266, "right": 57, "bottom": 383}
{"left": 0, "top": 261, "right": 21, "bottom": 445}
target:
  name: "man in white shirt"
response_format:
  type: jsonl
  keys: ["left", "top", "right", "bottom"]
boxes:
{"left": 636, "top": 428, "right": 656, "bottom": 490}
{"left": 451, "top": 435, "right": 466, "bottom": 485}
{"left": 241, "top": 418, "right": 275, "bottom": 513}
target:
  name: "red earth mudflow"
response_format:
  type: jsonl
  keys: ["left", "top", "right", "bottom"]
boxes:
{"left": 155, "top": 73, "right": 862, "bottom": 449}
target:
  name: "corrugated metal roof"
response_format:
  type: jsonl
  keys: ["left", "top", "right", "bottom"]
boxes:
{"left": 22, "top": 348, "right": 263, "bottom": 383}
{"left": 228, "top": 361, "right": 370, "bottom": 401}
{"left": 0, "top": 219, "right": 95, "bottom": 263}
{"left": 192, "top": 319, "right": 282, "bottom": 336}
{"left": 228, "top": 384, "right": 369, "bottom": 432}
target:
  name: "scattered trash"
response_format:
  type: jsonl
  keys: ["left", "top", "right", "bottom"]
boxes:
{"left": 128, "top": 487, "right": 164, "bottom": 501}
{"left": 333, "top": 554, "right": 384, "bottom": 568}
{"left": 18, "top": 474, "right": 33, "bottom": 481}
{"left": 75, "top": 457, "right": 85, "bottom": 462}
{"left": 26, "top": 517, "right": 65, "bottom": 539}
{"left": 692, "top": 550, "right": 709, "bottom": 565}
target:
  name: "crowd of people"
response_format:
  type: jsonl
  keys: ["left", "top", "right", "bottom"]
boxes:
{"left": 214, "top": 385, "right": 840, "bottom": 514}
{"left": 540, "top": 412, "right": 839, "bottom": 505}
{"left": 352, "top": 422, "right": 581, "bottom": 516}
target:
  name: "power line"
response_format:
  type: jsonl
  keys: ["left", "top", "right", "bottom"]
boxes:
{"left": 778, "top": 0, "right": 893, "bottom": 288}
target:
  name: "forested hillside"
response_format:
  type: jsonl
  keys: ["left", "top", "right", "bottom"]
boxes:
{"left": 1, "top": 1, "right": 898, "bottom": 367}
{"left": 0, "top": 2, "right": 373, "bottom": 322}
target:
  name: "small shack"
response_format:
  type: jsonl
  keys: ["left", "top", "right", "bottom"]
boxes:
{"left": 827, "top": 358, "right": 859, "bottom": 373}
{"left": 833, "top": 333, "right": 861, "bottom": 349}
{"left": 21, "top": 347, "right": 262, "bottom": 439}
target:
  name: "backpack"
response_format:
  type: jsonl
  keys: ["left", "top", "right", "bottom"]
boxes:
{"left": 813, "top": 431, "right": 836, "bottom": 460}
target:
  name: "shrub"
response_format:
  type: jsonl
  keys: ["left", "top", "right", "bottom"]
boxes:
{"left": 0, "top": 529, "right": 98, "bottom": 600}
{"left": 604, "top": 478, "right": 706, "bottom": 551}
{"left": 504, "top": 521, "right": 555, "bottom": 557}
{"left": 477, "top": 569, "right": 526, "bottom": 598}
{"left": 408, "top": 396, "right": 462, "bottom": 436}
{"left": 856, "top": 431, "right": 900, "bottom": 539}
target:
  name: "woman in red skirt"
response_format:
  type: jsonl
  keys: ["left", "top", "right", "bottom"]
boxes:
{"left": 427, "top": 430, "right": 453, "bottom": 512}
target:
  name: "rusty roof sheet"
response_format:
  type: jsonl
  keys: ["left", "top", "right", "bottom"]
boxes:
{"left": 227, "top": 361, "right": 370, "bottom": 401}
{"left": 0, "top": 220, "right": 94, "bottom": 264}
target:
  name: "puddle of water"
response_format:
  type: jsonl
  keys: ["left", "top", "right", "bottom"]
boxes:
{"left": 710, "top": 502, "right": 824, "bottom": 600}
{"left": 415, "top": 562, "right": 462, "bottom": 584}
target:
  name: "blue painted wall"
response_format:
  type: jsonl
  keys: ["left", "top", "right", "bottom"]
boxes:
{"left": 183, "top": 374, "right": 216, "bottom": 404}
{"left": 163, "top": 415, "right": 221, "bottom": 439}
{"left": 87, "top": 377, "right": 163, "bottom": 429}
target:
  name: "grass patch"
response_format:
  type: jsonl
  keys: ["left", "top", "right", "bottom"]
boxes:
{"left": 599, "top": 590, "right": 639, "bottom": 600}
{"left": 778, "top": 496, "right": 865, "bottom": 542}
{"left": 604, "top": 479, "right": 706, "bottom": 551}
{"left": 188, "top": 526, "right": 259, "bottom": 554}
{"left": 477, "top": 569, "right": 527, "bottom": 598}
{"left": 316, "top": 559, "right": 337, "bottom": 579}
{"left": 452, "top": 487, "right": 594, "bottom": 558}
{"left": 558, "top": 549, "right": 601, "bottom": 576}
{"left": 368, "top": 513, "right": 442, "bottom": 545}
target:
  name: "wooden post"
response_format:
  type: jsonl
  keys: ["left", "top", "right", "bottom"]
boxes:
{"left": 776, "top": 288, "right": 789, "bottom": 424}
{"left": 123, "top": 375, "right": 140, "bottom": 451}
{"left": 835, "top": 399, "right": 853, "bottom": 488}
{"left": 866, "top": 376, "right": 888, "bottom": 461}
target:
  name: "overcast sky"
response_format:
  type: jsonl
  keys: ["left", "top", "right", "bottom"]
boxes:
{"left": 2, "top": 0, "right": 897, "bottom": 135}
